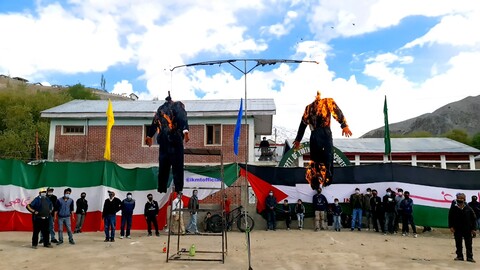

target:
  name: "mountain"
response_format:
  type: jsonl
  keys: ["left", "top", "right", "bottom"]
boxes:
{"left": 0, "top": 75, "right": 131, "bottom": 100}
{"left": 361, "top": 95, "right": 480, "bottom": 138}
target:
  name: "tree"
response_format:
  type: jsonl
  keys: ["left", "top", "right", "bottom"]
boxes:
{"left": 471, "top": 133, "right": 480, "bottom": 150}
{"left": 100, "top": 74, "right": 106, "bottom": 91}
{"left": 67, "top": 83, "right": 100, "bottom": 100}
{"left": 444, "top": 129, "right": 470, "bottom": 145}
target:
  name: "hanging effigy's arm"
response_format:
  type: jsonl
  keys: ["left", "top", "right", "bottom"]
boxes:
{"left": 293, "top": 105, "right": 310, "bottom": 149}
{"left": 328, "top": 98, "right": 352, "bottom": 137}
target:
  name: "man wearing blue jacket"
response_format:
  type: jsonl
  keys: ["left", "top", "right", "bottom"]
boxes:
{"left": 27, "top": 188, "right": 53, "bottom": 249}
{"left": 55, "top": 188, "right": 75, "bottom": 245}
{"left": 265, "top": 190, "right": 277, "bottom": 231}
{"left": 399, "top": 191, "right": 417, "bottom": 238}
{"left": 313, "top": 188, "right": 329, "bottom": 231}
{"left": 120, "top": 192, "right": 135, "bottom": 239}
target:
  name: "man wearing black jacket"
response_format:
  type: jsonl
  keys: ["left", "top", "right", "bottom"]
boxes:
{"left": 75, "top": 192, "right": 88, "bottom": 233}
{"left": 370, "top": 190, "right": 384, "bottom": 233}
{"left": 102, "top": 191, "right": 122, "bottom": 242}
{"left": 449, "top": 193, "right": 477, "bottom": 263}
{"left": 265, "top": 190, "right": 277, "bottom": 231}
{"left": 383, "top": 188, "right": 396, "bottom": 234}
{"left": 144, "top": 194, "right": 160, "bottom": 236}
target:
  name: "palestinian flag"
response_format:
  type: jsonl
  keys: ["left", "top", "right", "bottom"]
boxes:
{"left": 242, "top": 163, "right": 480, "bottom": 228}
{"left": 0, "top": 160, "right": 238, "bottom": 231}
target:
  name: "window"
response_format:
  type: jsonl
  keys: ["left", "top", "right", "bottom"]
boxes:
{"left": 62, "top": 125, "right": 85, "bottom": 135}
{"left": 144, "top": 125, "right": 159, "bottom": 146}
{"left": 206, "top": 124, "right": 221, "bottom": 145}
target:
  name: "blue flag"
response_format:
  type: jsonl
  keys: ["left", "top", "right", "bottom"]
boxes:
{"left": 233, "top": 98, "right": 243, "bottom": 155}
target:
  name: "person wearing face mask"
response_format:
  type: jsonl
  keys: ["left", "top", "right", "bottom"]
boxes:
{"left": 265, "top": 190, "right": 277, "bottom": 231}
{"left": 332, "top": 198, "right": 343, "bottom": 232}
{"left": 467, "top": 195, "right": 480, "bottom": 232}
{"left": 383, "top": 188, "right": 396, "bottom": 235}
{"left": 75, "top": 192, "right": 88, "bottom": 233}
{"left": 120, "top": 192, "right": 136, "bottom": 239}
{"left": 26, "top": 188, "right": 53, "bottom": 249}
{"left": 394, "top": 188, "right": 404, "bottom": 234}
{"left": 40, "top": 187, "right": 58, "bottom": 244}
{"left": 449, "top": 193, "right": 477, "bottom": 263}
{"left": 350, "top": 188, "right": 363, "bottom": 231}
{"left": 370, "top": 189, "right": 385, "bottom": 233}
{"left": 55, "top": 188, "right": 75, "bottom": 245}
{"left": 399, "top": 191, "right": 417, "bottom": 238}
{"left": 144, "top": 194, "right": 160, "bottom": 236}
{"left": 102, "top": 191, "right": 122, "bottom": 242}
{"left": 363, "top": 188, "right": 372, "bottom": 231}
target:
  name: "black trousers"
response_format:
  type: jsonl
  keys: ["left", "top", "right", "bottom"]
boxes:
{"left": 372, "top": 211, "right": 385, "bottom": 232}
{"left": 158, "top": 143, "right": 184, "bottom": 193}
{"left": 309, "top": 128, "right": 333, "bottom": 189}
{"left": 401, "top": 213, "right": 417, "bottom": 234}
{"left": 146, "top": 215, "right": 159, "bottom": 234}
{"left": 32, "top": 217, "right": 50, "bottom": 247}
{"left": 454, "top": 231, "right": 473, "bottom": 259}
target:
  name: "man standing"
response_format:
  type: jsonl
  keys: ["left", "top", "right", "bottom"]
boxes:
{"left": 370, "top": 189, "right": 385, "bottom": 233}
{"left": 171, "top": 193, "right": 185, "bottom": 234}
{"left": 399, "top": 191, "right": 417, "bottom": 238}
{"left": 144, "top": 194, "right": 160, "bottom": 236}
{"left": 383, "top": 188, "right": 396, "bottom": 234}
{"left": 265, "top": 190, "right": 277, "bottom": 231}
{"left": 75, "top": 192, "right": 88, "bottom": 233}
{"left": 313, "top": 188, "right": 328, "bottom": 231}
{"left": 102, "top": 191, "right": 122, "bottom": 242}
{"left": 40, "top": 187, "right": 58, "bottom": 244}
{"left": 363, "top": 188, "right": 373, "bottom": 231}
{"left": 56, "top": 188, "right": 75, "bottom": 245}
{"left": 350, "top": 188, "right": 364, "bottom": 231}
{"left": 394, "top": 188, "right": 404, "bottom": 234}
{"left": 120, "top": 192, "right": 135, "bottom": 239}
{"left": 26, "top": 188, "right": 53, "bottom": 249}
{"left": 282, "top": 199, "right": 292, "bottom": 230}
{"left": 186, "top": 190, "right": 200, "bottom": 234}
{"left": 449, "top": 193, "right": 477, "bottom": 263}
{"left": 145, "top": 94, "right": 189, "bottom": 193}
{"left": 468, "top": 195, "right": 480, "bottom": 232}
{"left": 293, "top": 91, "right": 352, "bottom": 188}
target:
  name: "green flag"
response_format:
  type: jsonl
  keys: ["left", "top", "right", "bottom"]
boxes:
{"left": 383, "top": 95, "right": 391, "bottom": 155}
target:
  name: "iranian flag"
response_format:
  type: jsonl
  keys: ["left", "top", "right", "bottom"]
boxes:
{"left": 0, "top": 160, "right": 238, "bottom": 231}
{"left": 242, "top": 163, "right": 480, "bottom": 228}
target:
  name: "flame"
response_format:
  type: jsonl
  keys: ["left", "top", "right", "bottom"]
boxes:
{"left": 302, "top": 91, "right": 347, "bottom": 129}
{"left": 305, "top": 161, "right": 330, "bottom": 188}
{"left": 163, "top": 114, "right": 174, "bottom": 130}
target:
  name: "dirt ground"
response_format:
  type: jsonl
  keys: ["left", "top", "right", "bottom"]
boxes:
{"left": 0, "top": 228, "right": 479, "bottom": 270}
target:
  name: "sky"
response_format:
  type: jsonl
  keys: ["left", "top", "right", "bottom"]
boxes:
{"left": 1, "top": 0, "right": 479, "bottom": 139}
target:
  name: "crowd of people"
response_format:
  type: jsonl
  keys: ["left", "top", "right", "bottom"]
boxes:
{"left": 26, "top": 186, "right": 479, "bottom": 263}
{"left": 26, "top": 188, "right": 166, "bottom": 248}
{"left": 264, "top": 187, "right": 479, "bottom": 262}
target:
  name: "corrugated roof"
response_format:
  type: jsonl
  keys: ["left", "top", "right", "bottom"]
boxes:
{"left": 333, "top": 138, "right": 480, "bottom": 154}
{"left": 41, "top": 99, "right": 275, "bottom": 118}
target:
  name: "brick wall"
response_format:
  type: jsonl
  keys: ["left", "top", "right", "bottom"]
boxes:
{"left": 53, "top": 124, "right": 248, "bottom": 164}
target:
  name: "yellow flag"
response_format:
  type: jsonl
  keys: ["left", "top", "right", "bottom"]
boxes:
{"left": 104, "top": 99, "right": 115, "bottom": 160}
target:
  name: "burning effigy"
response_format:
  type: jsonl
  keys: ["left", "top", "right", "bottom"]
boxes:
{"left": 293, "top": 91, "right": 352, "bottom": 189}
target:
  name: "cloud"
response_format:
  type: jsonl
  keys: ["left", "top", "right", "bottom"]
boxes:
{"left": 404, "top": 10, "right": 480, "bottom": 48}
{"left": 262, "top": 10, "right": 298, "bottom": 37}
{"left": 112, "top": 80, "right": 134, "bottom": 95}
{"left": 0, "top": 3, "right": 132, "bottom": 80}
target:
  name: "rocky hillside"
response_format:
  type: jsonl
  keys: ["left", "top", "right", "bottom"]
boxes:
{"left": 0, "top": 75, "right": 130, "bottom": 100}
{"left": 362, "top": 95, "right": 480, "bottom": 138}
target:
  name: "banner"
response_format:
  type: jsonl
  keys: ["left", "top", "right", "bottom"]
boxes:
{"left": 241, "top": 163, "right": 480, "bottom": 228}
{"left": 0, "top": 160, "right": 238, "bottom": 231}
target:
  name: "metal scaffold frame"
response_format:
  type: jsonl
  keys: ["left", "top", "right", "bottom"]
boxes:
{"left": 166, "top": 148, "right": 227, "bottom": 263}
